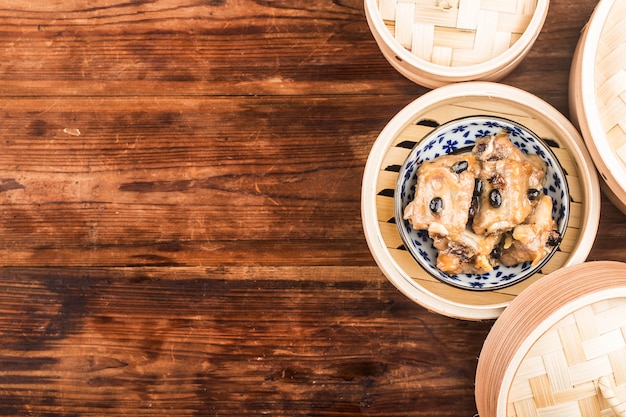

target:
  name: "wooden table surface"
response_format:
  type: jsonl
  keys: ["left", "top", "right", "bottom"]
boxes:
{"left": 1, "top": 1, "right": 624, "bottom": 416}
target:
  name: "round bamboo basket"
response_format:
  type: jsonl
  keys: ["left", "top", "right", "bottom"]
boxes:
{"left": 569, "top": 0, "right": 626, "bottom": 215}
{"left": 475, "top": 261, "right": 626, "bottom": 417}
{"left": 364, "top": 0, "right": 549, "bottom": 88}
{"left": 361, "top": 82, "right": 600, "bottom": 320}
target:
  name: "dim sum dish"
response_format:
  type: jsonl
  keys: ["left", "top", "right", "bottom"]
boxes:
{"left": 395, "top": 116, "right": 569, "bottom": 291}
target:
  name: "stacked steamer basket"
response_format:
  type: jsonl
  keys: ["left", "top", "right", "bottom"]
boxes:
{"left": 475, "top": 261, "right": 626, "bottom": 417}
{"left": 364, "top": 0, "right": 549, "bottom": 88}
{"left": 569, "top": 0, "right": 626, "bottom": 215}
{"left": 361, "top": 82, "right": 600, "bottom": 320}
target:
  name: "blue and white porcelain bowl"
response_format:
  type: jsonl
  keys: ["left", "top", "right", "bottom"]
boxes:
{"left": 394, "top": 116, "right": 570, "bottom": 291}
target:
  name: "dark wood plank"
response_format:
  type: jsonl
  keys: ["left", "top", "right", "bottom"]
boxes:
{"left": 0, "top": 95, "right": 409, "bottom": 267}
{"left": 0, "top": 0, "right": 420, "bottom": 97}
{"left": 0, "top": 266, "right": 493, "bottom": 416}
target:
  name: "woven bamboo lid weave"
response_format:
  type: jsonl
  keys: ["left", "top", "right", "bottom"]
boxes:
{"left": 364, "top": 0, "right": 549, "bottom": 88}
{"left": 361, "top": 82, "right": 600, "bottom": 320}
{"left": 569, "top": 0, "right": 626, "bottom": 215}
{"left": 476, "top": 261, "right": 626, "bottom": 417}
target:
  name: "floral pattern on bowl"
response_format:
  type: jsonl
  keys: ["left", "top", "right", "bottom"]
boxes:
{"left": 394, "top": 116, "right": 570, "bottom": 291}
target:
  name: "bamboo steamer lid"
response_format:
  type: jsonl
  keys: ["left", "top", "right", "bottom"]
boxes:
{"left": 475, "top": 261, "right": 626, "bottom": 417}
{"left": 364, "top": 0, "right": 549, "bottom": 88}
{"left": 569, "top": 0, "right": 626, "bottom": 215}
{"left": 361, "top": 82, "right": 600, "bottom": 320}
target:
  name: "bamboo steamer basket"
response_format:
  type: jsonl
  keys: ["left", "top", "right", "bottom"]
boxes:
{"left": 361, "top": 82, "right": 600, "bottom": 320}
{"left": 364, "top": 0, "right": 549, "bottom": 88}
{"left": 475, "top": 261, "right": 626, "bottom": 417}
{"left": 569, "top": 0, "right": 626, "bottom": 215}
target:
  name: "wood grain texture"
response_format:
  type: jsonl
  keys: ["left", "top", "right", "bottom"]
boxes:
{"left": 0, "top": 266, "right": 493, "bottom": 416}
{"left": 0, "top": 0, "right": 623, "bottom": 416}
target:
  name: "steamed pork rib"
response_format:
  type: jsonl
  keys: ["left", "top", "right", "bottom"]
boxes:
{"left": 471, "top": 133, "right": 547, "bottom": 236}
{"left": 433, "top": 229, "right": 502, "bottom": 275}
{"left": 403, "top": 154, "right": 479, "bottom": 237}
{"left": 402, "top": 131, "right": 557, "bottom": 277}
{"left": 499, "top": 194, "right": 561, "bottom": 266}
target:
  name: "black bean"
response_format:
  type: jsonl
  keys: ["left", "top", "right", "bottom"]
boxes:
{"left": 469, "top": 195, "right": 479, "bottom": 218}
{"left": 490, "top": 246, "right": 502, "bottom": 260}
{"left": 451, "top": 160, "right": 469, "bottom": 174}
{"left": 547, "top": 231, "right": 562, "bottom": 246}
{"left": 430, "top": 197, "right": 443, "bottom": 214}
{"left": 527, "top": 189, "right": 540, "bottom": 201}
{"left": 489, "top": 189, "right": 502, "bottom": 208}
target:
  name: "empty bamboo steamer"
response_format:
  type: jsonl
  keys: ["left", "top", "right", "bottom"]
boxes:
{"left": 361, "top": 82, "right": 600, "bottom": 320}
{"left": 364, "top": 0, "right": 549, "bottom": 88}
{"left": 569, "top": 0, "right": 626, "bottom": 215}
{"left": 476, "top": 261, "right": 626, "bottom": 417}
